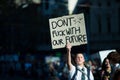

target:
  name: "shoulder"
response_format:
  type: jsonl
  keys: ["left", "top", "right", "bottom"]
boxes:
{"left": 69, "top": 65, "right": 77, "bottom": 79}
{"left": 69, "top": 65, "right": 76, "bottom": 72}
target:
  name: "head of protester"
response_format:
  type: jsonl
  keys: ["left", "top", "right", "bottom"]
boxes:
{"left": 66, "top": 43, "right": 94, "bottom": 80}
{"left": 107, "top": 51, "right": 120, "bottom": 72}
{"left": 101, "top": 57, "right": 112, "bottom": 80}
{"left": 74, "top": 52, "right": 85, "bottom": 67}
{"left": 102, "top": 57, "right": 111, "bottom": 71}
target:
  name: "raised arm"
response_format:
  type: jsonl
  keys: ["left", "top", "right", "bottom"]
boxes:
{"left": 66, "top": 43, "right": 73, "bottom": 70}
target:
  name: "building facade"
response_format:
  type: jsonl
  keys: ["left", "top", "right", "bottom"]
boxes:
{"left": 89, "top": 0, "right": 120, "bottom": 52}
{"left": 0, "top": 0, "right": 120, "bottom": 53}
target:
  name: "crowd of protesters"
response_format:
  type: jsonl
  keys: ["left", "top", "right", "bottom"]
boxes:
{"left": 0, "top": 53, "right": 69, "bottom": 80}
{"left": 0, "top": 50, "right": 119, "bottom": 80}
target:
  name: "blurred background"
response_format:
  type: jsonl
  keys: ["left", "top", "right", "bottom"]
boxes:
{"left": 0, "top": 0, "right": 120, "bottom": 80}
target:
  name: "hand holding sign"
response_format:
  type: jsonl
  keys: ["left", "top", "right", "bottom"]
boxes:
{"left": 66, "top": 43, "right": 72, "bottom": 52}
{"left": 49, "top": 13, "right": 87, "bottom": 49}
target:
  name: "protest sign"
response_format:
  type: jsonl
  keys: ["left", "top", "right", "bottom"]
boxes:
{"left": 49, "top": 13, "right": 87, "bottom": 49}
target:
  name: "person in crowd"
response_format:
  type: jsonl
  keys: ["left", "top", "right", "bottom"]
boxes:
{"left": 101, "top": 57, "right": 112, "bottom": 80}
{"left": 66, "top": 43, "right": 94, "bottom": 80}
{"left": 107, "top": 51, "right": 120, "bottom": 72}
{"left": 112, "top": 69, "right": 120, "bottom": 80}
{"left": 48, "top": 62, "right": 59, "bottom": 80}
{"left": 87, "top": 60, "right": 96, "bottom": 73}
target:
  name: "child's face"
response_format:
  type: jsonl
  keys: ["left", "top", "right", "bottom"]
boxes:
{"left": 75, "top": 53, "right": 85, "bottom": 65}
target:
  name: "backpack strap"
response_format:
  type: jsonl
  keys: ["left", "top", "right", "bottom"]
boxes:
{"left": 87, "top": 67, "right": 90, "bottom": 80}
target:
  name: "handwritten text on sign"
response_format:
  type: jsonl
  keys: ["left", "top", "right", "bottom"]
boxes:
{"left": 49, "top": 13, "right": 87, "bottom": 49}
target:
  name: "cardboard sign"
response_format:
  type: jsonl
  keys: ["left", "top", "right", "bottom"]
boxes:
{"left": 49, "top": 13, "right": 87, "bottom": 49}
